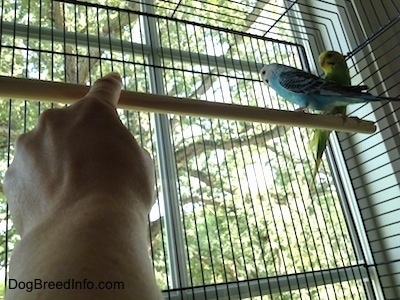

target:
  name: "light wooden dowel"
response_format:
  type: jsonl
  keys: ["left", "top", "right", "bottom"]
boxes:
{"left": 0, "top": 76, "right": 376, "bottom": 134}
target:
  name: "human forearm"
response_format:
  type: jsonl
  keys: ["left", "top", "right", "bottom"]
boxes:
{"left": 6, "top": 200, "right": 162, "bottom": 300}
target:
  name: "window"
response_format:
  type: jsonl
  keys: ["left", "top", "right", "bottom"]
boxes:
{"left": 1, "top": 0, "right": 399, "bottom": 299}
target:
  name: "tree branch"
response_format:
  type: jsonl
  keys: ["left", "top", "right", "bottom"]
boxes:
{"left": 52, "top": 1, "right": 140, "bottom": 84}
{"left": 175, "top": 125, "right": 288, "bottom": 164}
{"left": 168, "top": 0, "right": 269, "bottom": 99}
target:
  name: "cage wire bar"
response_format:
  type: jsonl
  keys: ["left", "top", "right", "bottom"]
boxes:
{"left": 0, "top": 0, "right": 399, "bottom": 299}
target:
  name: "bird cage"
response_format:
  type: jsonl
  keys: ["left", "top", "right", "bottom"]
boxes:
{"left": 0, "top": 0, "right": 399, "bottom": 299}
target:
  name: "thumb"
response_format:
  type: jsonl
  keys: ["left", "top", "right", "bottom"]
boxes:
{"left": 86, "top": 72, "right": 123, "bottom": 107}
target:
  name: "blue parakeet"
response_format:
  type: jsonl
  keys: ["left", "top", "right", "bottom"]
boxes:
{"left": 259, "top": 63, "right": 398, "bottom": 111}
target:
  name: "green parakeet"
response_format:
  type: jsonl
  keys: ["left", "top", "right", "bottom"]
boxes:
{"left": 312, "top": 50, "right": 350, "bottom": 177}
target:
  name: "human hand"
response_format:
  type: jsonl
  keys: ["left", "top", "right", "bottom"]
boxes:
{"left": 3, "top": 73, "right": 155, "bottom": 236}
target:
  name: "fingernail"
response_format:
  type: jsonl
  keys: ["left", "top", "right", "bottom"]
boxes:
{"left": 106, "top": 72, "right": 122, "bottom": 82}
{"left": 102, "top": 72, "right": 122, "bottom": 87}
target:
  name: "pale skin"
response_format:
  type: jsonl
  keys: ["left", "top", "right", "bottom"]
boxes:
{"left": 3, "top": 73, "right": 163, "bottom": 299}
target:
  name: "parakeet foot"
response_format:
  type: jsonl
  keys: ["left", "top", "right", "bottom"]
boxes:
{"left": 294, "top": 107, "right": 307, "bottom": 112}
{"left": 334, "top": 114, "right": 347, "bottom": 123}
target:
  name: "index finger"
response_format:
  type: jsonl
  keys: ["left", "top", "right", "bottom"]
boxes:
{"left": 86, "top": 72, "right": 123, "bottom": 108}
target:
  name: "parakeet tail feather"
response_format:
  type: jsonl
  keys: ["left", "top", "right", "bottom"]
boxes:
{"left": 312, "top": 129, "right": 331, "bottom": 177}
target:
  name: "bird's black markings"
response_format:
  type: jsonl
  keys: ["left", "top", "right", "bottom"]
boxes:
{"left": 279, "top": 68, "right": 372, "bottom": 97}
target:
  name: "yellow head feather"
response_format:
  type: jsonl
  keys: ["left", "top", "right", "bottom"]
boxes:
{"left": 318, "top": 50, "right": 350, "bottom": 85}
{"left": 318, "top": 50, "right": 347, "bottom": 74}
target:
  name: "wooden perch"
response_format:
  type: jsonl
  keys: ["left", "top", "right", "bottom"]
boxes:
{"left": 0, "top": 76, "right": 376, "bottom": 134}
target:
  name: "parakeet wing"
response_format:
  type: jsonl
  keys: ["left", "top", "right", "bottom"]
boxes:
{"left": 278, "top": 69, "right": 368, "bottom": 96}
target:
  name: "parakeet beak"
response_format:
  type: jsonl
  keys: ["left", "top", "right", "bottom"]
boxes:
{"left": 260, "top": 70, "right": 268, "bottom": 83}
{"left": 318, "top": 52, "right": 327, "bottom": 65}
{"left": 319, "top": 56, "right": 335, "bottom": 71}
{"left": 259, "top": 67, "right": 269, "bottom": 83}
{"left": 325, "top": 60, "right": 336, "bottom": 67}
